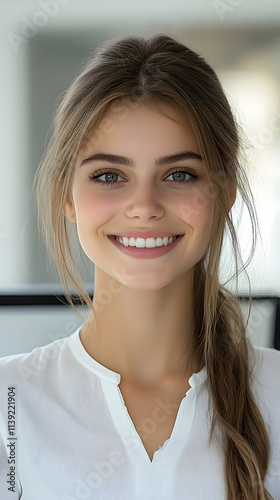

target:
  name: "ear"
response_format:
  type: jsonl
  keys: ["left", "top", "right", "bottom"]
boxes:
{"left": 227, "top": 180, "right": 237, "bottom": 212}
{"left": 65, "top": 198, "right": 76, "bottom": 223}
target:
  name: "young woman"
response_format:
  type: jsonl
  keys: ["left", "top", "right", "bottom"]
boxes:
{"left": 0, "top": 33, "right": 279, "bottom": 500}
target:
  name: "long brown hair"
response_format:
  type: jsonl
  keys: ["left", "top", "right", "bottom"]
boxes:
{"left": 35, "top": 33, "right": 272, "bottom": 499}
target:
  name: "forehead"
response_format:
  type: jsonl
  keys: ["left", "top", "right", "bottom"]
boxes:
{"left": 79, "top": 100, "right": 199, "bottom": 159}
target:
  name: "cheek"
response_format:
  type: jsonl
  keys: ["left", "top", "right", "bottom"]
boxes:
{"left": 74, "top": 189, "right": 116, "bottom": 227}
{"left": 178, "top": 190, "right": 215, "bottom": 243}
{"left": 72, "top": 189, "right": 117, "bottom": 262}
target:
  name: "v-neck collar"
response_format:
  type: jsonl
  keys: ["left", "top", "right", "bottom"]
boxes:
{"left": 69, "top": 327, "right": 207, "bottom": 466}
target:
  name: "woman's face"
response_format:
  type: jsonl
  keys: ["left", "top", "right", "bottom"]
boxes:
{"left": 67, "top": 101, "right": 217, "bottom": 290}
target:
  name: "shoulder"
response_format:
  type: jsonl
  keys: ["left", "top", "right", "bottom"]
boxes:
{"left": 249, "top": 345, "right": 280, "bottom": 413}
{"left": 0, "top": 334, "right": 72, "bottom": 385}
{"left": 0, "top": 334, "right": 76, "bottom": 433}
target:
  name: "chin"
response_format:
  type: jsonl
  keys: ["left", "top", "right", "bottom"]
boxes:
{"left": 120, "top": 273, "right": 179, "bottom": 292}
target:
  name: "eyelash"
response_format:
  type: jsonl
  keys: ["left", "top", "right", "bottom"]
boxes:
{"left": 88, "top": 168, "right": 199, "bottom": 186}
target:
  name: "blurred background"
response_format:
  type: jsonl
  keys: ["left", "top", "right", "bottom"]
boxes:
{"left": 0, "top": 0, "right": 279, "bottom": 355}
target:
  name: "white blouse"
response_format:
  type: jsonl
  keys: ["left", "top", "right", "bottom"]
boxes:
{"left": 0, "top": 327, "right": 279, "bottom": 500}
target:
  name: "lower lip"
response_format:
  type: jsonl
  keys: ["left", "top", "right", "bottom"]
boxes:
{"left": 107, "top": 235, "right": 184, "bottom": 259}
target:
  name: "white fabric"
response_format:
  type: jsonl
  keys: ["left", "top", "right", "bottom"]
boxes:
{"left": 0, "top": 327, "right": 279, "bottom": 500}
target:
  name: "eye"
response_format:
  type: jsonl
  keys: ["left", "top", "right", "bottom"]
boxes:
{"left": 165, "top": 169, "right": 199, "bottom": 185}
{"left": 88, "top": 168, "right": 125, "bottom": 185}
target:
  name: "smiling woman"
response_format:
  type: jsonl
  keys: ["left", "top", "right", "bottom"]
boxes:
{"left": 0, "top": 33, "right": 279, "bottom": 500}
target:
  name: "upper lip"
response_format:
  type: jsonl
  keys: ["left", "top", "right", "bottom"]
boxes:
{"left": 109, "top": 231, "right": 183, "bottom": 239}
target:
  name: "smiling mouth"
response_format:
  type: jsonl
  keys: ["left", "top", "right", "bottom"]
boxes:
{"left": 109, "top": 234, "right": 183, "bottom": 248}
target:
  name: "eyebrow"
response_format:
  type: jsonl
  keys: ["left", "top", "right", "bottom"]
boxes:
{"left": 80, "top": 151, "right": 202, "bottom": 168}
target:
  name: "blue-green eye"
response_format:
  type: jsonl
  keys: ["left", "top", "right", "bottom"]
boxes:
{"left": 165, "top": 170, "right": 198, "bottom": 184}
{"left": 88, "top": 169, "right": 124, "bottom": 185}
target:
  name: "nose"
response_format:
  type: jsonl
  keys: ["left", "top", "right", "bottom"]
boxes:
{"left": 125, "top": 183, "right": 165, "bottom": 221}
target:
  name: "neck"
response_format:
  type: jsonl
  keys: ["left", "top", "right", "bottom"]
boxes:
{"left": 80, "top": 269, "right": 197, "bottom": 387}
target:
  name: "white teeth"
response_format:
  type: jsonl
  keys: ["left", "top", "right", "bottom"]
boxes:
{"left": 115, "top": 236, "right": 177, "bottom": 248}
